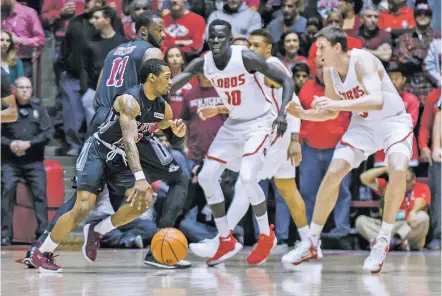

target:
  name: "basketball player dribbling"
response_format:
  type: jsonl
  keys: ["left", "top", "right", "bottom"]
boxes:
{"left": 190, "top": 29, "right": 323, "bottom": 260}
{"left": 171, "top": 20, "right": 295, "bottom": 266}
{"left": 285, "top": 27, "right": 413, "bottom": 273}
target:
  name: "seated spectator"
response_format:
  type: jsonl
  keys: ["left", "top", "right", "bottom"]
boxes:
{"left": 356, "top": 167, "right": 431, "bottom": 250}
{"left": 278, "top": 31, "right": 308, "bottom": 72}
{"left": 350, "top": 5, "right": 393, "bottom": 64}
{"left": 1, "top": 30, "right": 24, "bottom": 83}
{"left": 1, "top": 0, "right": 45, "bottom": 78}
{"left": 162, "top": 0, "right": 206, "bottom": 55}
{"left": 122, "top": 0, "right": 149, "bottom": 41}
{"left": 424, "top": 38, "right": 441, "bottom": 87}
{"left": 266, "top": 0, "right": 307, "bottom": 45}
{"left": 395, "top": 1, "right": 440, "bottom": 104}
{"left": 298, "top": 61, "right": 352, "bottom": 236}
{"left": 374, "top": 62, "right": 420, "bottom": 167}
{"left": 292, "top": 62, "right": 310, "bottom": 95}
{"left": 1, "top": 77, "right": 54, "bottom": 246}
{"left": 164, "top": 46, "right": 196, "bottom": 118}
{"left": 299, "top": 17, "right": 323, "bottom": 55}
{"left": 338, "top": 0, "right": 363, "bottom": 33}
{"left": 206, "top": 0, "right": 262, "bottom": 39}
{"left": 308, "top": 9, "right": 363, "bottom": 76}
{"left": 85, "top": 188, "right": 157, "bottom": 248}
{"left": 379, "top": 0, "right": 415, "bottom": 31}
{"left": 232, "top": 34, "right": 249, "bottom": 46}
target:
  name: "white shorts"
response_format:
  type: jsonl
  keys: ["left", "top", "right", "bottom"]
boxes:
{"left": 206, "top": 112, "right": 274, "bottom": 171}
{"left": 258, "top": 119, "right": 296, "bottom": 180}
{"left": 333, "top": 112, "right": 413, "bottom": 169}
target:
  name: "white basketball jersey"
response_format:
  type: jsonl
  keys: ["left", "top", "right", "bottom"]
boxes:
{"left": 330, "top": 48, "right": 405, "bottom": 121}
{"left": 203, "top": 45, "right": 272, "bottom": 120}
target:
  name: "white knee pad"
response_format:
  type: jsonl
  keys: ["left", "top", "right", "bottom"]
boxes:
{"left": 198, "top": 159, "right": 226, "bottom": 205}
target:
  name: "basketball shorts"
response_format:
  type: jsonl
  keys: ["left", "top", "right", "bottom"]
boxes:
{"left": 333, "top": 112, "right": 413, "bottom": 169}
{"left": 206, "top": 112, "right": 274, "bottom": 172}
{"left": 258, "top": 119, "right": 295, "bottom": 180}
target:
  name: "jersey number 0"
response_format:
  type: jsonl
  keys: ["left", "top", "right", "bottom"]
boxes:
{"left": 106, "top": 56, "right": 129, "bottom": 87}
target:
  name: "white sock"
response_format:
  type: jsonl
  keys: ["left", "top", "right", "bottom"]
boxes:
{"left": 214, "top": 216, "right": 230, "bottom": 238}
{"left": 298, "top": 225, "right": 310, "bottom": 242}
{"left": 256, "top": 212, "right": 270, "bottom": 236}
{"left": 39, "top": 234, "right": 59, "bottom": 253}
{"left": 309, "top": 223, "right": 324, "bottom": 246}
{"left": 94, "top": 217, "right": 116, "bottom": 235}
{"left": 377, "top": 221, "right": 393, "bottom": 244}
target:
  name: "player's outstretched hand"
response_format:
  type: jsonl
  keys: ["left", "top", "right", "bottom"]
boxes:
{"left": 285, "top": 101, "right": 305, "bottom": 118}
{"left": 127, "top": 180, "right": 154, "bottom": 211}
{"left": 273, "top": 114, "right": 287, "bottom": 136}
{"left": 312, "top": 96, "right": 338, "bottom": 111}
{"left": 287, "top": 141, "right": 302, "bottom": 167}
{"left": 169, "top": 119, "right": 187, "bottom": 137}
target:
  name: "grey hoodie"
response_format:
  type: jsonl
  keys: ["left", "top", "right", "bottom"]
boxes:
{"left": 205, "top": 2, "right": 262, "bottom": 40}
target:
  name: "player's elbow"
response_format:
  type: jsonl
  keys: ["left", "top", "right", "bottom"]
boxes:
{"left": 373, "top": 96, "right": 384, "bottom": 110}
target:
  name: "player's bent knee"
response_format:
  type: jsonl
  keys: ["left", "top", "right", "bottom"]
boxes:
{"left": 387, "top": 152, "right": 409, "bottom": 172}
{"left": 73, "top": 191, "right": 96, "bottom": 217}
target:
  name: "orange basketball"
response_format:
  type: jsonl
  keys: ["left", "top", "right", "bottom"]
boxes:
{"left": 151, "top": 228, "right": 188, "bottom": 265}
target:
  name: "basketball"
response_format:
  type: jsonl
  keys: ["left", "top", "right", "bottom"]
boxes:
{"left": 151, "top": 228, "right": 188, "bottom": 265}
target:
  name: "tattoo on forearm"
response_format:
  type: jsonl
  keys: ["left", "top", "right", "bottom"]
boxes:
{"left": 124, "top": 140, "right": 142, "bottom": 173}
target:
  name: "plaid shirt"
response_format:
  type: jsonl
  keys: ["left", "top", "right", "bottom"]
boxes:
{"left": 395, "top": 28, "right": 441, "bottom": 104}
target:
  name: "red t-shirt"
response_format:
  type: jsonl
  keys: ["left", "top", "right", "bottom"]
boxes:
{"left": 298, "top": 80, "right": 351, "bottom": 149}
{"left": 419, "top": 87, "right": 441, "bottom": 150}
{"left": 162, "top": 11, "right": 206, "bottom": 53}
{"left": 379, "top": 7, "right": 416, "bottom": 30}
{"left": 376, "top": 179, "right": 431, "bottom": 219}
{"left": 308, "top": 36, "right": 363, "bottom": 76}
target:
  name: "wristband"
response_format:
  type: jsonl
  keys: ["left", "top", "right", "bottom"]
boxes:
{"left": 134, "top": 171, "right": 146, "bottom": 181}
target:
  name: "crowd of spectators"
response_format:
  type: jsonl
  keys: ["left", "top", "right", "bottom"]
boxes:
{"left": 1, "top": 0, "right": 441, "bottom": 251}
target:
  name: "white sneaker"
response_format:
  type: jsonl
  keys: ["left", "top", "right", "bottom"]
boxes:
{"left": 363, "top": 237, "right": 389, "bottom": 273}
{"left": 317, "top": 241, "right": 323, "bottom": 259}
{"left": 189, "top": 235, "right": 219, "bottom": 258}
{"left": 281, "top": 239, "right": 318, "bottom": 265}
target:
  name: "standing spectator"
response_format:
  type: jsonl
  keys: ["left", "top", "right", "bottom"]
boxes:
{"left": 1, "top": 0, "right": 45, "bottom": 78}
{"left": 374, "top": 62, "right": 420, "bottom": 167}
{"left": 82, "top": 6, "right": 126, "bottom": 126}
{"left": 298, "top": 62, "right": 352, "bottom": 236}
{"left": 307, "top": 10, "right": 363, "bottom": 76}
{"left": 1, "top": 29, "right": 24, "bottom": 83}
{"left": 277, "top": 31, "right": 308, "bottom": 72}
{"left": 1, "top": 70, "right": 17, "bottom": 123}
{"left": 419, "top": 86, "right": 441, "bottom": 250}
{"left": 424, "top": 38, "right": 441, "bottom": 87}
{"left": 395, "top": 1, "right": 440, "bottom": 104}
{"left": 266, "top": 0, "right": 307, "bottom": 45}
{"left": 356, "top": 167, "right": 431, "bottom": 251}
{"left": 162, "top": 0, "right": 206, "bottom": 55}
{"left": 122, "top": 0, "right": 149, "bottom": 40}
{"left": 1, "top": 77, "right": 53, "bottom": 246}
{"left": 164, "top": 46, "right": 195, "bottom": 119}
{"left": 338, "top": 0, "right": 363, "bottom": 33}
{"left": 379, "top": 0, "right": 415, "bottom": 31}
{"left": 350, "top": 5, "right": 393, "bottom": 64}
{"left": 292, "top": 62, "right": 310, "bottom": 95}
{"left": 206, "top": 0, "right": 262, "bottom": 39}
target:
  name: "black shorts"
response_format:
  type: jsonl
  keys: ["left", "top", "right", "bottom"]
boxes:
{"left": 76, "top": 136, "right": 182, "bottom": 207}
{"left": 86, "top": 107, "right": 110, "bottom": 138}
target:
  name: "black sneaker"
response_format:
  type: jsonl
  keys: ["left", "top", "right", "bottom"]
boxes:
{"left": 143, "top": 248, "right": 191, "bottom": 269}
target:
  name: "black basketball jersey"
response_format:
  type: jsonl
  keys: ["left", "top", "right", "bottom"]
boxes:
{"left": 97, "top": 84, "right": 166, "bottom": 147}
{"left": 95, "top": 38, "right": 154, "bottom": 109}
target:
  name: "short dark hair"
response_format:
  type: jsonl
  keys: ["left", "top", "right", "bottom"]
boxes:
{"left": 315, "top": 26, "right": 348, "bottom": 52}
{"left": 250, "top": 29, "right": 274, "bottom": 44}
{"left": 292, "top": 62, "right": 310, "bottom": 76}
{"left": 208, "top": 19, "right": 232, "bottom": 33}
{"left": 139, "top": 59, "right": 169, "bottom": 83}
{"left": 307, "top": 16, "right": 323, "bottom": 31}
{"left": 92, "top": 6, "right": 116, "bottom": 25}
{"left": 135, "top": 11, "right": 162, "bottom": 33}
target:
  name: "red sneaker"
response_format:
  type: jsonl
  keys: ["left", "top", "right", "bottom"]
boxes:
{"left": 207, "top": 232, "right": 243, "bottom": 266}
{"left": 82, "top": 223, "right": 103, "bottom": 263}
{"left": 30, "top": 248, "right": 62, "bottom": 273}
{"left": 247, "top": 224, "right": 277, "bottom": 265}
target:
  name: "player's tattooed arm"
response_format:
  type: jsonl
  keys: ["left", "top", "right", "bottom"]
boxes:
{"left": 171, "top": 57, "right": 204, "bottom": 93}
{"left": 114, "top": 94, "right": 142, "bottom": 173}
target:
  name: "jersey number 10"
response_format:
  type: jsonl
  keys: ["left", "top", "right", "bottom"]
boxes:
{"left": 106, "top": 56, "right": 129, "bottom": 87}
{"left": 225, "top": 90, "right": 241, "bottom": 106}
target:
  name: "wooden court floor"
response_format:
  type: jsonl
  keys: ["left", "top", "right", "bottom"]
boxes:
{"left": 1, "top": 246, "right": 441, "bottom": 296}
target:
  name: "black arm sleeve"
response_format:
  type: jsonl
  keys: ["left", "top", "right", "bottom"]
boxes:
{"left": 162, "top": 127, "right": 185, "bottom": 147}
